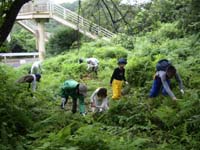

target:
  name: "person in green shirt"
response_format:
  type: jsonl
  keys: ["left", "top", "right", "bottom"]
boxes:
{"left": 60, "top": 79, "right": 87, "bottom": 116}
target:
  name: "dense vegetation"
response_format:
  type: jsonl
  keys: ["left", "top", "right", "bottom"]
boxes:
{"left": 1, "top": 0, "right": 200, "bottom": 149}
{"left": 1, "top": 22, "right": 200, "bottom": 149}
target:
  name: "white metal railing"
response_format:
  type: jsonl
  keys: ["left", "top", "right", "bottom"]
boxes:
{"left": 18, "top": 1, "right": 115, "bottom": 39}
{"left": 0, "top": 52, "right": 39, "bottom": 57}
{"left": 0, "top": 52, "right": 39, "bottom": 63}
{"left": 0, "top": 52, "right": 39, "bottom": 65}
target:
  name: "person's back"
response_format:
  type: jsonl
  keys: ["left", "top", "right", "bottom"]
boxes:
{"left": 86, "top": 58, "right": 99, "bottom": 75}
{"left": 31, "top": 61, "right": 42, "bottom": 74}
{"left": 87, "top": 58, "right": 98, "bottom": 66}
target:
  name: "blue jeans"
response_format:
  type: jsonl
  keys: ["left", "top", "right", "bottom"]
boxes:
{"left": 149, "top": 76, "right": 170, "bottom": 97}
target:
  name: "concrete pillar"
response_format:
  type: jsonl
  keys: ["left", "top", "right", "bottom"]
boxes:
{"left": 35, "top": 30, "right": 39, "bottom": 51}
{"left": 37, "top": 20, "right": 45, "bottom": 61}
{"left": 7, "top": 34, "right": 11, "bottom": 42}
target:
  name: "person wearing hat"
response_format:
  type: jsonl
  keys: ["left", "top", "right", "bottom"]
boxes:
{"left": 60, "top": 79, "right": 87, "bottom": 115}
{"left": 17, "top": 74, "right": 41, "bottom": 92}
{"left": 110, "top": 58, "right": 128, "bottom": 100}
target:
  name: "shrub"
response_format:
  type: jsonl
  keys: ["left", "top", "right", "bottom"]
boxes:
{"left": 126, "top": 56, "right": 154, "bottom": 87}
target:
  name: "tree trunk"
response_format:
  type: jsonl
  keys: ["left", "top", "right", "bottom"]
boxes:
{"left": 0, "top": 0, "right": 31, "bottom": 47}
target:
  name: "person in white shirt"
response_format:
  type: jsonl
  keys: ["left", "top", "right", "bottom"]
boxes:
{"left": 90, "top": 87, "right": 109, "bottom": 112}
{"left": 86, "top": 58, "right": 99, "bottom": 75}
{"left": 30, "top": 61, "right": 43, "bottom": 74}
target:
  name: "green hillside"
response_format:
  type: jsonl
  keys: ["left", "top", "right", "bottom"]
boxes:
{"left": 1, "top": 21, "right": 200, "bottom": 150}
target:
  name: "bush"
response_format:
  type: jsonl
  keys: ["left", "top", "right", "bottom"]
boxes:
{"left": 126, "top": 56, "right": 154, "bottom": 87}
{"left": 94, "top": 46, "right": 128, "bottom": 59}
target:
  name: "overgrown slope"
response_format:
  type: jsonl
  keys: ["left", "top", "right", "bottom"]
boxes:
{"left": 0, "top": 22, "right": 200, "bottom": 150}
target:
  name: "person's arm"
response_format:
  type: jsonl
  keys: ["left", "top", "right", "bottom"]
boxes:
{"left": 160, "top": 72, "right": 176, "bottom": 99}
{"left": 94, "top": 59, "right": 99, "bottom": 67}
{"left": 175, "top": 72, "right": 184, "bottom": 90}
{"left": 104, "top": 98, "right": 109, "bottom": 110}
{"left": 96, "top": 59, "right": 99, "bottom": 64}
{"left": 93, "top": 62, "right": 98, "bottom": 67}
{"left": 123, "top": 69, "right": 128, "bottom": 84}
{"left": 110, "top": 68, "right": 117, "bottom": 84}
{"left": 90, "top": 89, "right": 99, "bottom": 107}
{"left": 99, "top": 97, "right": 109, "bottom": 110}
{"left": 87, "top": 63, "right": 93, "bottom": 70}
{"left": 30, "top": 66, "right": 34, "bottom": 74}
{"left": 31, "top": 75, "right": 37, "bottom": 92}
{"left": 122, "top": 69, "right": 128, "bottom": 84}
{"left": 122, "top": 69, "right": 126, "bottom": 81}
{"left": 60, "top": 87, "right": 66, "bottom": 98}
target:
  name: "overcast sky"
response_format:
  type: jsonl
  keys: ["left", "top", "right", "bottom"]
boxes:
{"left": 54, "top": 0, "right": 151, "bottom": 5}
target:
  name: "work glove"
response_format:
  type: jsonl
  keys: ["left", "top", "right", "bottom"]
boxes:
{"left": 61, "top": 98, "right": 66, "bottom": 109}
{"left": 180, "top": 89, "right": 184, "bottom": 94}
{"left": 81, "top": 112, "right": 86, "bottom": 116}
{"left": 172, "top": 97, "right": 177, "bottom": 101}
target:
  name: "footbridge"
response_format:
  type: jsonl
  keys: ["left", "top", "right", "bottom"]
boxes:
{"left": 16, "top": 0, "right": 115, "bottom": 60}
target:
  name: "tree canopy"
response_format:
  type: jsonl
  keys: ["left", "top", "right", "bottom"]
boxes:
{"left": 0, "top": 0, "right": 31, "bottom": 46}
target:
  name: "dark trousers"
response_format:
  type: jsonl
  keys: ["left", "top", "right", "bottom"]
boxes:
{"left": 149, "top": 76, "right": 170, "bottom": 97}
{"left": 61, "top": 96, "right": 77, "bottom": 113}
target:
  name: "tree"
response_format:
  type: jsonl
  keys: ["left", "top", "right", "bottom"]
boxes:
{"left": 47, "top": 27, "right": 81, "bottom": 55}
{"left": 0, "top": 0, "right": 31, "bottom": 47}
{"left": 10, "top": 24, "right": 36, "bottom": 52}
{"left": 81, "top": 0, "right": 134, "bottom": 33}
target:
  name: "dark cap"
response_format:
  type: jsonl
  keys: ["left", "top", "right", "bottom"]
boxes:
{"left": 118, "top": 58, "right": 127, "bottom": 64}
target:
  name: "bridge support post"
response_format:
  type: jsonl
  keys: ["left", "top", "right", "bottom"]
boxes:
{"left": 36, "top": 19, "right": 46, "bottom": 61}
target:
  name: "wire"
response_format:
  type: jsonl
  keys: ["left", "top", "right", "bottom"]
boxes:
{"left": 77, "top": 0, "right": 81, "bottom": 53}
